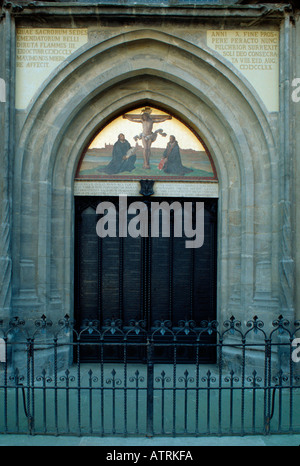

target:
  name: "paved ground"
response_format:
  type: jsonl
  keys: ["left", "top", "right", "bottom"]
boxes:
{"left": 0, "top": 433, "right": 299, "bottom": 446}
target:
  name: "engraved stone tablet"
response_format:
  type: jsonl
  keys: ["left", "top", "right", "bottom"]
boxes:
{"left": 16, "top": 28, "right": 88, "bottom": 109}
{"left": 207, "top": 30, "right": 279, "bottom": 112}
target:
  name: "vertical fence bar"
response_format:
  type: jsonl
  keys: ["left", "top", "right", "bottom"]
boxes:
{"left": 124, "top": 340, "right": 128, "bottom": 437}
{"left": 135, "top": 372, "right": 140, "bottom": 435}
{"left": 130, "top": 370, "right": 143, "bottom": 435}
{"left": 15, "top": 370, "right": 20, "bottom": 432}
{"left": 226, "top": 371, "right": 235, "bottom": 434}
{"left": 30, "top": 338, "right": 35, "bottom": 435}
{"left": 267, "top": 338, "right": 272, "bottom": 434}
{"left": 88, "top": 369, "right": 94, "bottom": 435}
{"left": 54, "top": 337, "right": 58, "bottom": 436}
{"left": 77, "top": 337, "right": 81, "bottom": 436}
{"left": 172, "top": 340, "right": 177, "bottom": 437}
{"left": 3, "top": 336, "right": 8, "bottom": 433}
{"left": 263, "top": 337, "right": 268, "bottom": 433}
{"left": 251, "top": 373, "right": 256, "bottom": 434}
{"left": 161, "top": 372, "right": 166, "bottom": 435}
{"left": 289, "top": 338, "right": 294, "bottom": 432}
{"left": 184, "top": 373, "right": 188, "bottom": 434}
{"left": 26, "top": 338, "right": 32, "bottom": 435}
{"left": 195, "top": 340, "right": 200, "bottom": 436}
{"left": 43, "top": 370, "right": 47, "bottom": 434}
{"left": 203, "top": 370, "right": 213, "bottom": 434}
{"left": 146, "top": 337, "right": 154, "bottom": 438}
{"left": 64, "top": 370, "right": 72, "bottom": 434}
{"left": 89, "top": 370, "right": 93, "bottom": 435}
{"left": 264, "top": 338, "right": 272, "bottom": 433}
{"left": 278, "top": 371, "right": 283, "bottom": 432}
{"left": 241, "top": 337, "right": 246, "bottom": 435}
{"left": 10, "top": 368, "right": 20, "bottom": 433}
{"left": 218, "top": 337, "right": 223, "bottom": 434}
{"left": 247, "top": 370, "right": 261, "bottom": 434}
{"left": 105, "top": 366, "right": 122, "bottom": 435}
{"left": 112, "top": 370, "right": 116, "bottom": 435}
{"left": 100, "top": 339, "right": 104, "bottom": 436}
{"left": 179, "top": 370, "right": 193, "bottom": 434}
{"left": 37, "top": 369, "right": 48, "bottom": 434}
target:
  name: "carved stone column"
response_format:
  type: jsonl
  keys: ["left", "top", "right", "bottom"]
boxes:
{"left": 279, "top": 14, "right": 295, "bottom": 321}
{"left": 0, "top": 5, "right": 15, "bottom": 321}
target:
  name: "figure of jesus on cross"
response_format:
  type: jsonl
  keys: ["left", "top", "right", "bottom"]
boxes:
{"left": 123, "top": 107, "right": 172, "bottom": 169}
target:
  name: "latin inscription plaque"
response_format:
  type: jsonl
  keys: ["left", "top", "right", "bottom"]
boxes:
{"left": 16, "top": 28, "right": 88, "bottom": 109}
{"left": 207, "top": 30, "right": 279, "bottom": 112}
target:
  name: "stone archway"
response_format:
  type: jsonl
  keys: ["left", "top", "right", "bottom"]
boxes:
{"left": 12, "top": 29, "right": 281, "bottom": 327}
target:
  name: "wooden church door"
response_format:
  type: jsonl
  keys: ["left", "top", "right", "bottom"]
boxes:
{"left": 74, "top": 196, "right": 217, "bottom": 362}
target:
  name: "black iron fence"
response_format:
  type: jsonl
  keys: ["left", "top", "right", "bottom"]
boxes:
{"left": 0, "top": 314, "right": 300, "bottom": 437}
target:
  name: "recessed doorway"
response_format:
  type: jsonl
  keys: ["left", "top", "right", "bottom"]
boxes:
{"left": 74, "top": 196, "right": 217, "bottom": 363}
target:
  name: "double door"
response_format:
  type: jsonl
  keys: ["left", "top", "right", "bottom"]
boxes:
{"left": 75, "top": 196, "right": 217, "bottom": 362}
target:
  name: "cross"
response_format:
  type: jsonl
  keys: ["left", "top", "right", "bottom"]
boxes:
{"left": 123, "top": 107, "right": 172, "bottom": 169}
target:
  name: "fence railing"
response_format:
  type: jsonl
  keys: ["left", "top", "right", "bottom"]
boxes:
{"left": 0, "top": 314, "right": 300, "bottom": 437}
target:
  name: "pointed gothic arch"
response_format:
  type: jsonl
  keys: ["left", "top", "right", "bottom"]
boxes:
{"left": 12, "top": 29, "right": 281, "bottom": 326}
